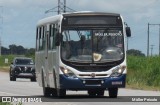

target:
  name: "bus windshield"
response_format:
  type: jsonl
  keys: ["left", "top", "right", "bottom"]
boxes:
{"left": 61, "top": 28, "right": 124, "bottom": 63}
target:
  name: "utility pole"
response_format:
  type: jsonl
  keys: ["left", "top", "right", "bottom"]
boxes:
{"left": 0, "top": 6, "right": 3, "bottom": 56}
{"left": 64, "top": 0, "right": 66, "bottom": 13}
{"left": 58, "top": 0, "right": 60, "bottom": 14}
{"left": 127, "top": 37, "right": 128, "bottom": 51}
{"left": 147, "top": 23, "right": 149, "bottom": 57}
{"left": 57, "top": 0, "right": 66, "bottom": 14}
{"left": 45, "top": 0, "right": 75, "bottom": 14}
{"left": 0, "top": 38, "right": 1, "bottom": 56}
{"left": 159, "top": 25, "right": 160, "bottom": 55}
{"left": 147, "top": 23, "right": 160, "bottom": 56}
{"left": 150, "top": 45, "right": 154, "bottom": 56}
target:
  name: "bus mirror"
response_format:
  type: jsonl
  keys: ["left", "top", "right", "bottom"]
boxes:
{"left": 126, "top": 27, "right": 131, "bottom": 37}
{"left": 55, "top": 33, "right": 62, "bottom": 46}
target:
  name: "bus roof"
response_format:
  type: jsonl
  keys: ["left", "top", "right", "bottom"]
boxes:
{"left": 62, "top": 11, "right": 120, "bottom": 17}
{"left": 37, "top": 15, "right": 62, "bottom": 26}
{"left": 37, "top": 11, "right": 121, "bottom": 26}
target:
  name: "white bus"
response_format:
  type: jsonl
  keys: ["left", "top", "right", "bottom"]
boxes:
{"left": 35, "top": 12, "right": 131, "bottom": 98}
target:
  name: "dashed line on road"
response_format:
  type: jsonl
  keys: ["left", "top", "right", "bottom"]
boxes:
{"left": 0, "top": 91, "right": 23, "bottom": 96}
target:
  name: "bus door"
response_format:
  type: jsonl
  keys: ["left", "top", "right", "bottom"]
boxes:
{"left": 44, "top": 25, "right": 50, "bottom": 85}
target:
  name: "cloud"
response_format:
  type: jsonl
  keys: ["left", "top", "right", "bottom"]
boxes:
{"left": 131, "top": 9, "right": 157, "bottom": 22}
{"left": 67, "top": 0, "right": 159, "bottom": 22}
{"left": 1, "top": 0, "right": 22, "bottom": 6}
{"left": 1, "top": 0, "right": 55, "bottom": 7}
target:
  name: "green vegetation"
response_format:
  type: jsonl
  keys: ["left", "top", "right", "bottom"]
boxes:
{"left": 0, "top": 55, "right": 15, "bottom": 66}
{"left": 127, "top": 55, "right": 160, "bottom": 90}
{"left": 0, "top": 102, "right": 11, "bottom": 105}
{"left": 2, "top": 44, "right": 35, "bottom": 56}
{"left": 0, "top": 55, "right": 16, "bottom": 72}
{"left": 127, "top": 49, "right": 145, "bottom": 57}
{"left": 0, "top": 102, "right": 22, "bottom": 105}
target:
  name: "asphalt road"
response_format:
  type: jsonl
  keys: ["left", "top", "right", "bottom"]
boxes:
{"left": 0, "top": 71, "right": 159, "bottom": 105}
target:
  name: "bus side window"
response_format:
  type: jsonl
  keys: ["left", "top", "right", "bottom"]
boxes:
{"left": 53, "top": 24, "right": 57, "bottom": 49}
{"left": 42, "top": 26, "right": 45, "bottom": 50}
{"left": 49, "top": 24, "right": 56, "bottom": 50}
{"left": 36, "top": 27, "right": 39, "bottom": 51}
{"left": 49, "top": 24, "right": 52, "bottom": 50}
{"left": 53, "top": 24, "right": 58, "bottom": 49}
{"left": 39, "top": 27, "right": 43, "bottom": 50}
{"left": 39, "top": 27, "right": 42, "bottom": 51}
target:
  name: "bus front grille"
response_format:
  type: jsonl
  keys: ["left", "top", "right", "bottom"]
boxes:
{"left": 79, "top": 74, "right": 108, "bottom": 78}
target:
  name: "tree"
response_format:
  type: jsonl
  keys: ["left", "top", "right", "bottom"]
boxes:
{"left": 2, "top": 44, "right": 35, "bottom": 57}
{"left": 17, "top": 45, "right": 26, "bottom": 55}
{"left": 1, "top": 47, "right": 10, "bottom": 55}
{"left": 127, "top": 49, "right": 145, "bottom": 57}
{"left": 9, "top": 44, "right": 17, "bottom": 54}
{"left": 25, "top": 48, "right": 35, "bottom": 58}
{"left": 8, "top": 44, "right": 27, "bottom": 55}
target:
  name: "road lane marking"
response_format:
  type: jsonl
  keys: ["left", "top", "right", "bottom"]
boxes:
{"left": 0, "top": 91, "right": 23, "bottom": 96}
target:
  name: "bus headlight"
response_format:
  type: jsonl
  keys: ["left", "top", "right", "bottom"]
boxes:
{"left": 110, "top": 66, "right": 126, "bottom": 77}
{"left": 60, "top": 67, "right": 77, "bottom": 78}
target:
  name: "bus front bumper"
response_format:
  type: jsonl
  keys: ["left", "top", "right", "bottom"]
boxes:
{"left": 59, "top": 74, "right": 126, "bottom": 90}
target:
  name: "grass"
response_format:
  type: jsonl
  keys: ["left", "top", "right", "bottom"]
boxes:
{"left": 0, "top": 102, "right": 22, "bottom": 105}
{"left": 0, "top": 55, "right": 15, "bottom": 67}
{"left": 127, "top": 55, "right": 160, "bottom": 91}
{"left": 0, "top": 55, "right": 15, "bottom": 72}
{"left": 0, "top": 103, "right": 11, "bottom": 105}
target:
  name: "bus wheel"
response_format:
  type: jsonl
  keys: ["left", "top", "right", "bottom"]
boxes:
{"left": 108, "top": 88, "right": 118, "bottom": 98}
{"left": 51, "top": 89, "right": 57, "bottom": 97}
{"left": 43, "top": 87, "right": 51, "bottom": 97}
{"left": 57, "top": 89, "right": 66, "bottom": 98}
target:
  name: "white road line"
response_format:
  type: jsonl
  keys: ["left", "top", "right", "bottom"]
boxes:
{"left": 0, "top": 91, "right": 23, "bottom": 96}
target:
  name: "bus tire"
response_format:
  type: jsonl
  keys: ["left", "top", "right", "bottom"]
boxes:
{"left": 44, "top": 87, "right": 51, "bottom": 97}
{"left": 52, "top": 70, "right": 58, "bottom": 97}
{"left": 108, "top": 88, "right": 118, "bottom": 98}
{"left": 57, "top": 89, "right": 66, "bottom": 98}
{"left": 51, "top": 89, "right": 57, "bottom": 97}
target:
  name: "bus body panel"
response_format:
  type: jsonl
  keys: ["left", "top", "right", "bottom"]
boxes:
{"left": 59, "top": 74, "right": 126, "bottom": 90}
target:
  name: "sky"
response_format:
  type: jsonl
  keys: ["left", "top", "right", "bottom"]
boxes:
{"left": 0, "top": 0, "right": 160, "bottom": 55}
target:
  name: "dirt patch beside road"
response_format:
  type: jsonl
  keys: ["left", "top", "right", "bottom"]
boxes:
{"left": 0, "top": 67, "right": 9, "bottom": 72}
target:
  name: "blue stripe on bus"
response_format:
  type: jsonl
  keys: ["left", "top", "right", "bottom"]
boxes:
{"left": 59, "top": 74, "right": 126, "bottom": 90}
